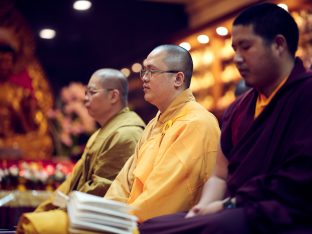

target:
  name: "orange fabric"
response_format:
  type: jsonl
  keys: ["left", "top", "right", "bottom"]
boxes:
{"left": 255, "top": 77, "right": 288, "bottom": 118}
{"left": 105, "top": 89, "right": 220, "bottom": 222}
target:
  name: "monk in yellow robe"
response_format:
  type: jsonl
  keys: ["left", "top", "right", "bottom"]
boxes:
{"left": 17, "top": 68, "right": 145, "bottom": 233}
{"left": 105, "top": 44, "right": 220, "bottom": 222}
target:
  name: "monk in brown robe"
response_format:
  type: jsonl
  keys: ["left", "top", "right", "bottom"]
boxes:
{"left": 16, "top": 68, "right": 145, "bottom": 233}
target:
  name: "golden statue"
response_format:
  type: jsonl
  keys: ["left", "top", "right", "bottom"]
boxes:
{"left": 0, "top": 3, "right": 54, "bottom": 159}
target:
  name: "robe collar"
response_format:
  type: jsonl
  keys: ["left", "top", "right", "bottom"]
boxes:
{"left": 156, "top": 88, "right": 195, "bottom": 125}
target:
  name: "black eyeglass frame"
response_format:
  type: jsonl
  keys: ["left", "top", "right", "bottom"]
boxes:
{"left": 139, "top": 69, "right": 180, "bottom": 80}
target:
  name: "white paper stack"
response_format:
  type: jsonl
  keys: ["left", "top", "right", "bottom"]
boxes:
{"left": 67, "top": 191, "right": 137, "bottom": 234}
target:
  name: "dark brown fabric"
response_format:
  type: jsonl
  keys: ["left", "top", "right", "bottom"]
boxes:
{"left": 139, "top": 209, "right": 251, "bottom": 234}
{"left": 221, "top": 58, "right": 312, "bottom": 233}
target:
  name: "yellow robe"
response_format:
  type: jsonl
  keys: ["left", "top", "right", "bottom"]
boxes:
{"left": 17, "top": 107, "right": 145, "bottom": 234}
{"left": 105, "top": 89, "right": 220, "bottom": 221}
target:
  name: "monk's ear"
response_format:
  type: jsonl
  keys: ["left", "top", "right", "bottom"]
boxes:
{"left": 109, "top": 89, "right": 120, "bottom": 104}
{"left": 174, "top": 72, "right": 185, "bottom": 88}
{"left": 272, "top": 34, "right": 287, "bottom": 55}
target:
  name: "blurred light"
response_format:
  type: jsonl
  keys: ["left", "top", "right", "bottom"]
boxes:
{"left": 39, "top": 29, "right": 56, "bottom": 39}
{"left": 203, "top": 51, "right": 214, "bottom": 65}
{"left": 216, "top": 27, "right": 228, "bottom": 36}
{"left": 197, "top": 35, "right": 209, "bottom": 44}
{"left": 131, "top": 63, "right": 142, "bottom": 73}
{"left": 179, "top": 42, "right": 191, "bottom": 51}
{"left": 73, "top": 0, "right": 92, "bottom": 11}
{"left": 121, "top": 68, "right": 130, "bottom": 77}
{"left": 277, "top": 3, "right": 288, "bottom": 11}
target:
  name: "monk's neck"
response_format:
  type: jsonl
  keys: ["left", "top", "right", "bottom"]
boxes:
{"left": 258, "top": 60, "right": 294, "bottom": 97}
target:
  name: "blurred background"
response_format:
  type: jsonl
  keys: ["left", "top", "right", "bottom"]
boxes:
{"left": 10, "top": 0, "right": 312, "bottom": 122}
{"left": 0, "top": 0, "right": 311, "bottom": 218}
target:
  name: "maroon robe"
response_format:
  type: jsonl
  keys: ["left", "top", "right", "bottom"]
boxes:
{"left": 222, "top": 58, "right": 312, "bottom": 233}
{"left": 139, "top": 58, "right": 312, "bottom": 234}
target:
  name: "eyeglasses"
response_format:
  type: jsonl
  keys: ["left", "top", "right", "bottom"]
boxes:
{"left": 139, "top": 68, "right": 179, "bottom": 80}
{"left": 85, "top": 88, "right": 114, "bottom": 97}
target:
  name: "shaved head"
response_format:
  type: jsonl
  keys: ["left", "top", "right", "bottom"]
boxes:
{"left": 92, "top": 68, "right": 128, "bottom": 105}
{"left": 151, "top": 44, "right": 193, "bottom": 88}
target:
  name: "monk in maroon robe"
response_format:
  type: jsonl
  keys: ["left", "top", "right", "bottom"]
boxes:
{"left": 139, "top": 3, "right": 312, "bottom": 234}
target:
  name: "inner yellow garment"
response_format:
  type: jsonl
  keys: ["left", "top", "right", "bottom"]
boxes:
{"left": 255, "top": 77, "right": 288, "bottom": 118}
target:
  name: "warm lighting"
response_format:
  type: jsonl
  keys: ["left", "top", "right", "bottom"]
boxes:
{"left": 216, "top": 26, "right": 228, "bottom": 36}
{"left": 203, "top": 51, "right": 214, "bottom": 65}
{"left": 73, "top": 0, "right": 92, "bottom": 11}
{"left": 39, "top": 29, "right": 56, "bottom": 39}
{"left": 197, "top": 35, "right": 209, "bottom": 44}
{"left": 121, "top": 68, "right": 130, "bottom": 77}
{"left": 277, "top": 3, "right": 288, "bottom": 11}
{"left": 131, "top": 63, "right": 142, "bottom": 73}
{"left": 179, "top": 42, "right": 191, "bottom": 51}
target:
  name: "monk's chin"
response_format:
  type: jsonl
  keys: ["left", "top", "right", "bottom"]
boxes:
{"left": 143, "top": 93, "right": 151, "bottom": 102}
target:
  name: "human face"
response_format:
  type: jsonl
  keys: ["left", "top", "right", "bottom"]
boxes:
{"left": 232, "top": 25, "right": 279, "bottom": 91}
{"left": 84, "top": 75, "right": 113, "bottom": 121}
{"left": 142, "top": 50, "right": 177, "bottom": 111}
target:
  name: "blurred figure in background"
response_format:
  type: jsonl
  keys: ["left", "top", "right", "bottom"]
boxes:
{"left": 47, "top": 82, "right": 97, "bottom": 161}
{"left": 234, "top": 79, "right": 250, "bottom": 97}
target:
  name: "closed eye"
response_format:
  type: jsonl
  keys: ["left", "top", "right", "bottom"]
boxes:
{"left": 241, "top": 44, "right": 251, "bottom": 50}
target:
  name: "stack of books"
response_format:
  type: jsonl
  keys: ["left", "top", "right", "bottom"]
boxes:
{"left": 55, "top": 191, "right": 137, "bottom": 234}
